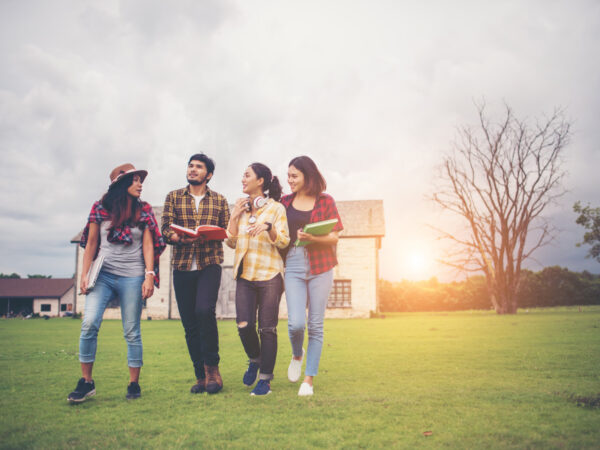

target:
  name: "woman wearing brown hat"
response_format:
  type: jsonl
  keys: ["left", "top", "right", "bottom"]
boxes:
{"left": 67, "top": 164, "right": 166, "bottom": 403}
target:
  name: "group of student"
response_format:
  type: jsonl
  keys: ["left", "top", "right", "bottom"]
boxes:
{"left": 67, "top": 154, "right": 343, "bottom": 402}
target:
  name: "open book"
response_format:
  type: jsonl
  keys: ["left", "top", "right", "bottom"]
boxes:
{"left": 295, "top": 218, "right": 339, "bottom": 247}
{"left": 170, "top": 224, "right": 227, "bottom": 241}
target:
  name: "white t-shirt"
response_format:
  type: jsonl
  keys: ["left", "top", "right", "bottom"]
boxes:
{"left": 191, "top": 193, "right": 205, "bottom": 211}
{"left": 188, "top": 193, "right": 205, "bottom": 271}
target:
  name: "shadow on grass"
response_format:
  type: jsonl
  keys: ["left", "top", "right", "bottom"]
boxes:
{"left": 556, "top": 392, "right": 600, "bottom": 409}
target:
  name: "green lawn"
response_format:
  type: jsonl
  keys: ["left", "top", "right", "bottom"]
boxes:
{"left": 1, "top": 307, "right": 599, "bottom": 449}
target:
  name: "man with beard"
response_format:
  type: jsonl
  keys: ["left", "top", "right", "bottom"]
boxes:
{"left": 162, "top": 154, "right": 230, "bottom": 394}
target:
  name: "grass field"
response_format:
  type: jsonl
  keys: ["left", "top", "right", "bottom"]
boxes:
{"left": 1, "top": 307, "right": 599, "bottom": 449}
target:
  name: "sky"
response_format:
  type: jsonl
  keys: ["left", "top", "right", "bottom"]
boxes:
{"left": 1, "top": 0, "right": 599, "bottom": 281}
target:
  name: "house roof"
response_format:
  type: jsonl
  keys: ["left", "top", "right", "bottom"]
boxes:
{"left": 71, "top": 199, "right": 385, "bottom": 243}
{"left": 0, "top": 278, "right": 74, "bottom": 299}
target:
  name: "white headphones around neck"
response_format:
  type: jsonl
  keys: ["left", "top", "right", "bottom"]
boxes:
{"left": 253, "top": 196, "right": 267, "bottom": 209}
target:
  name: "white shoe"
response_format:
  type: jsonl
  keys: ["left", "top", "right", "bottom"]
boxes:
{"left": 298, "top": 382, "right": 313, "bottom": 396}
{"left": 287, "top": 348, "right": 304, "bottom": 382}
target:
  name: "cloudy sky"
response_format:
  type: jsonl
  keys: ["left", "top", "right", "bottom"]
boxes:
{"left": 1, "top": 0, "right": 599, "bottom": 281}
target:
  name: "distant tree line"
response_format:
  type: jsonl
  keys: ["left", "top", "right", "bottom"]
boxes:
{"left": 0, "top": 273, "right": 52, "bottom": 279}
{"left": 379, "top": 267, "right": 600, "bottom": 312}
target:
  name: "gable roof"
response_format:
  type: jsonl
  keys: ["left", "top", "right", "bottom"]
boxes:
{"left": 71, "top": 199, "right": 385, "bottom": 243}
{"left": 0, "top": 278, "right": 74, "bottom": 299}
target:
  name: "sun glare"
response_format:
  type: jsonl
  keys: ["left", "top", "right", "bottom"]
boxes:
{"left": 403, "top": 249, "right": 432, "bottom": 280}
{"left": 409, "top": 252, "right": 428, "bottom": 272}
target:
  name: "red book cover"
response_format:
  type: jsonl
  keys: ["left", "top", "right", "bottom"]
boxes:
{"left": 170, "top": 224, "right": 227, "bottom": 240}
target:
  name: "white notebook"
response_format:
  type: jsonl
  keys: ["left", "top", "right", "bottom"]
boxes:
{"left": 86, "top": 255, "right": 105, "bottom": 290}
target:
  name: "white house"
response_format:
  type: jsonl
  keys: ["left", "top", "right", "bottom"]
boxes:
{"left": 71, "top": 200, "right": 384, "bottom": 319}
{"left": 0, "top": 278, "right": 75, "bottom": 317}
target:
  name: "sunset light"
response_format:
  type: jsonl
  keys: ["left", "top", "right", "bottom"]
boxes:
{"left": 409, "top": 252, "right": 428, "bottom": 273}
{"left": 403, "top": 247, "right": 433, "bottom": 280}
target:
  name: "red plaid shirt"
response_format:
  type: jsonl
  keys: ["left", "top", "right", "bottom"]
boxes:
{"left": 80, "top": 200, "right": 166, "bottom": 287}
{"left": 280, "top": 193, "right": 343, "bottom": 275}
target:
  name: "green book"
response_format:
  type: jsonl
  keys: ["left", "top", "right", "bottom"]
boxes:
{"left": 294, "top": 218, "right": 339, "bottom": 247}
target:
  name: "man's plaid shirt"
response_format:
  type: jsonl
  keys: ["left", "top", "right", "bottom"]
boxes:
{"left": 161, "top": 186, "right": 230, "bottom": 271}
{"left": 226, "top": 198, "right": 290, "bottom": 281}
{"left": 280, "top": 192, "right": 343, "bottom": 275}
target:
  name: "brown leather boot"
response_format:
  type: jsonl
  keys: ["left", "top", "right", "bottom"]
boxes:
{"left": 204, "top": 365, "right": 223, "bottom": 394}
{"left": 190, "top": 377, "right": 206, "bottom": 394}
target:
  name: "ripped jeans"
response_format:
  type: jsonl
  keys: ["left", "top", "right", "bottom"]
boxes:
{"left": 235, "top": 274, "right": 283, "bottom": 380}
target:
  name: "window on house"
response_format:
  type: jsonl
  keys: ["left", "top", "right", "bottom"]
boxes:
{"left": 41, "top": 304, "right": 51, "bottom": 312}
{"left": 328, "top": 280, "right": 352, "bottom": 308}
{"left": 61, "top": 304, "right": 67, "bottom": 311}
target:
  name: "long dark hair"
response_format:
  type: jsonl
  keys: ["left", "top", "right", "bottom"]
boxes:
{"left": 289, "top": 155, "right": 326, "bottom": 196}
{"left": 249, "top": 163, "right": 282, "bottom": 202}
{"left": 100, "top": 174, "right": 142, "bottom": 229}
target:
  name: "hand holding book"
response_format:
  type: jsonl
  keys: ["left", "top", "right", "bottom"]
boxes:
{"left": 170, "top": 224, "right": 227, "bottom": 241}
{"left": 295, "top": 219, "right": 339, "bottom": 247}
{"left": 81, "top": 255, "right": 104, "bottom": 294}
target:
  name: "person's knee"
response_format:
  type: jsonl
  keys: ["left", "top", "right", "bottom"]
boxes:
{"left": 123, "top": 325, "right": 141, "bottom": 342}
{"left": 259, "top": 326, "right": 277, "bottom": 337}
{"left": 288, "top": 321, "right": 305, "bottom": 336}
{"left": 237, "top": 321, "right": 253, "bottom": 338}
{"left": 307, "top": 322, "right": 324, "bottom": 339}
{"left": 80, "top": 320, "right": 98, "bottom": 337}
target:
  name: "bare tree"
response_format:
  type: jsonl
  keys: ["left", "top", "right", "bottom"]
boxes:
{"left": 432, "top": 102, "right": 571, "bottom": 314}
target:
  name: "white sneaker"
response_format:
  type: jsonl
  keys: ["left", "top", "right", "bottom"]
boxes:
{"left": 287, "top": 348, "right": 304, "bottom": 382}
{"left": 298, "top": 382, "right": 313, "bottom": 396}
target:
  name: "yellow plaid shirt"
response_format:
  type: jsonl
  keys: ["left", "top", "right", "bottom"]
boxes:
{"left": 162, "top": 186, "right": 230, "bottom": 271}
{"left": 226, "top": 198, "right": 290, "bottom": 281}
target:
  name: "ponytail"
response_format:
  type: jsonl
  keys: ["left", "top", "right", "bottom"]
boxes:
{"left": 267, "top": 176, "right": 282, "bottom": 202}
{"left": 249, "top": 162, "right": 282, "bottom": 202}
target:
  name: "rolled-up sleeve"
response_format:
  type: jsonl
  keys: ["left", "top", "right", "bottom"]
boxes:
{"left": 269, "top": 204, "right": 290, "bottom": 249}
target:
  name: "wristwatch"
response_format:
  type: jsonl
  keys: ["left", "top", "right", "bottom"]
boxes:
{"left": 264, "top": 222, "right": 272, "bottom": 232}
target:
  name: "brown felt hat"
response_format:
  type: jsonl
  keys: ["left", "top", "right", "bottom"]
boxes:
{"left": 109, "top": 163, "right": 148, "bottom": 186}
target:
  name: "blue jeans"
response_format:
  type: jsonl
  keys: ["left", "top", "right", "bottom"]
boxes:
{"left": 285, "top": 246, "right": 333, "bottom": 376}
{"left": 79, "top": 270, "right": 144, "bottom": 367}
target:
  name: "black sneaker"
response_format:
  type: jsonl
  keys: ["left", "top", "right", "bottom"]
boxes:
{"left": 126, "top": 382, "right": 141, "bottom": 400}
{"left": 67, "top": 378, "right": 96, "bottom": 403}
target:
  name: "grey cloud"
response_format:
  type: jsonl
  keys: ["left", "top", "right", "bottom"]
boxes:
{"left": 119, "top": 0, "right": 233, "bottom": 41}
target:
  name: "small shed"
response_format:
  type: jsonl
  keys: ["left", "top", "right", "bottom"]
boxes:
{"left": 0, "top": 278, "right": 75, "bottom": 317}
